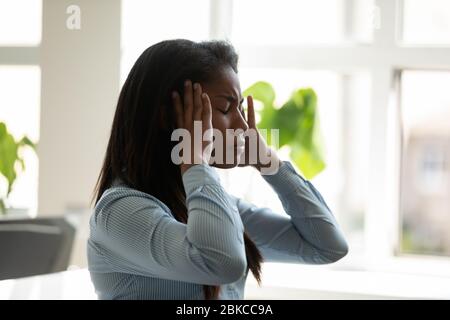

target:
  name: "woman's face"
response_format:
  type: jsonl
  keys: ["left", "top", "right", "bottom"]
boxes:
{"left": 201, "top": 66, "right": 249, "bottom": 168}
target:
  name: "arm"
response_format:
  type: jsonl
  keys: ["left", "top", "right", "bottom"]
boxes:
{"left": 230, "top": 161, "right": 349, "bottom": 264}
{"left": 92, "top": 163, "right": 247, "bottom": 285}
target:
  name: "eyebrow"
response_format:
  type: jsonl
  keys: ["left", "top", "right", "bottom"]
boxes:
{"left": 215, "top": 95, "right": 245, "bottom": 105}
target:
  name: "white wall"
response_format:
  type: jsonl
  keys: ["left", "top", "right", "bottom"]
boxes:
{"left": 38, "top": 0, "right": 121, "bottom": 216}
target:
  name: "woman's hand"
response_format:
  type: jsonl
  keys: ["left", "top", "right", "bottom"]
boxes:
{"left": 172, "top": 80, "right": 213, "bottom": 175}
{"left": 238, "top": 95, "right": 281, "bottom": 174}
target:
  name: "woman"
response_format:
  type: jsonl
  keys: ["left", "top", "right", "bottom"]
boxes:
{"left": 87, "top": 39, "right": 348, "bottom": 300}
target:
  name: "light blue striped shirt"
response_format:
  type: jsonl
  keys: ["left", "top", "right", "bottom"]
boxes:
{"left": 87, "top": 161, "right": 348, "bottom": 299}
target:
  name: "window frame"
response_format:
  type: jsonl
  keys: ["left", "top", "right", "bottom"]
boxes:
{"left": 0, "top": 0, "right": 41, "bottom": 217}
{"left": 209, "top": 0, "right": 450, "bottom": 276}
{"left": 3, "top": 0, "right": 450, "bottom": 276}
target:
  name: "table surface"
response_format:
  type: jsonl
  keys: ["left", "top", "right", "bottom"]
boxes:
{"left": 1, "top": 265, "right": 449, "bottom": 300}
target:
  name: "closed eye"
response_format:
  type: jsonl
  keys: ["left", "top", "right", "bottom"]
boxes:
{"left": 216, "top": 95, "right": 244, "bottom": 115}
{"left": 220, "top": 103, "right": 244, "bottom": 115}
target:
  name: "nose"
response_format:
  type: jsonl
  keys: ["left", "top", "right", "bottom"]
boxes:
{"left": 234, "top": 109, "right": 249, "bottom": 132}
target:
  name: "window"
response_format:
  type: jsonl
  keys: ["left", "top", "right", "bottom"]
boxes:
{"left": 225, "top": 69, "right": 342, "bottom": 214}
{"left": 120, "top": 0, "right": 450, "bottom": 276}
{"left": 419, "top": 145, "right": 447, "bottom": 195}
{"left": 224, "top": 69, "right": 371, "bottom": 255}
{"left": 231, "top": 0, "right": 375, "bottom": 45}
{"left": 0, "top": 1, "right": 41, "bottom": 216}
{"left": 120, "top": 0, "right": 210, "bottom": 84}
{"left": 400, "top": 70, "right": 450, "bottom": 256}
{"left": 402, "top": 0, "right": 450, "bottom": 45}
{"left": 0, "top": 66, "right": 40, "bottom": 211}
{"left": 0, "top": 0, "right": 42, "bottom": 45}
{"left": 231, "top": 0, "right": 345, "bottom": 45}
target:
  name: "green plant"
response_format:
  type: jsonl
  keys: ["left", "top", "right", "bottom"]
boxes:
{"left": 0, "top": 122, "right": 36, "bottom": 214}
{"left": 243, "top": 81, "right": 325, "bottom": 179}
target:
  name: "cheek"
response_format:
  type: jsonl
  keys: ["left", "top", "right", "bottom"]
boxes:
{"left": 211, "top": 116, "right": 227, "bottom": 148}
{"left": 211, "top": 113, "right": 236, "bottom": 151}
{"left": 211, "top": 112, "right": 230, "bottom": 132}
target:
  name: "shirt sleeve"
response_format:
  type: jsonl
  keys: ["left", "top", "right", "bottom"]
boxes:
{"left": 229, "top": 160, "right": 349, "bottom": 264}
{"left": 91, "top": 163, "right": 247, "bottom": 285}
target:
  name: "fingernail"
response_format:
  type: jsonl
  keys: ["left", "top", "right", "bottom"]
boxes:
{"left": 193, "top": 83, "right": 199, "bottom": 90}
{"left": 172, "top": 91, "right": 177, "bottom": 99}
{"left": 185, "top": 80, "right": 190, "bottom": 87}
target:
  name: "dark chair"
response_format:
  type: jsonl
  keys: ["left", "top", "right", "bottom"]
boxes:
{"left": 0, "top": 217, "right": 76, "bottom": 280}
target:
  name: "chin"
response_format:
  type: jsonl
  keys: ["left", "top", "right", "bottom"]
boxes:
{"left": 211, "top": 163, "right": 238, "bottom": 169}
{"left": 209, "top": 151, "right": 244, "bottom": 169}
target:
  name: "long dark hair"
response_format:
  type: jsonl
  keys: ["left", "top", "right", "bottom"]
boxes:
{"left": 92, "top": 39, "right": 263, "bottom": 299}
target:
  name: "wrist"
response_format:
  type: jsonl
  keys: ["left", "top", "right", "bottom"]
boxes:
{"left": 180, "top": 159, "right": 208, "bottom": 176}
{"left": 252, "top": 148, "right": 282, "bottom": 174}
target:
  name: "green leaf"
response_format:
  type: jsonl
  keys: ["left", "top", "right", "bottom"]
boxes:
{"left": 296, "top": 88, "right": 317, "bottom": 149}
{"left": 19, "top": 136, "right": 36, "bottom": 150}
{"left": 290, "top": 144, "right": 326, "bottom": 180}
{"left": 272, "top": 99, "right": 302, "bottom": 147}
{"left": 0, "top": 198, "right": 5, "bottom": 215}
{"left": 243, "top": 81, "right": 276, "bottom": 110}
{"left": 18, "top": 158, "right": 26, "bottom": 171}
{"left": 242, "top": 84, "right": 326, "bottom": 179}
{"left": 0, "top": 122, "right": 37, "bottom": 197}
{"left": 0, "top": 125, "right": 19, "bottom": 195}
{"left": 291, "top": 89, "right": 326, "bottom": 179}
{"left": 243, "top": 81, "right": 278, "bottom": 144}
{"left": 0, "top": 122, "right": 6, "bottom": 136}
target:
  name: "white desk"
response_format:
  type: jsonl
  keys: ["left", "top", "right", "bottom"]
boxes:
{"left": 1, "top": 265, "right": 449, "bottom": 300}
{"left": 0, "top": 268, "right": 97, "bottom": 300}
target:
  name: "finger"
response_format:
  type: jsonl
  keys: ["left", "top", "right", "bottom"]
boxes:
{"left": 193, "top": 83, "right": 203, "bottom": 121}
{"left": 202, "top": 92, "right": 213, "bottom": 148}
{"left": 172, "top": 91, "right": 183, "bottom": 129}
{"left": 201, "top": 92, "right": 212, "bottom": 126}
{"left": 247, "top": 95, "right": 256, "bottom": 128}
{"left": 183, "top": 79, "right": 193, "bottom": 125}
{"left": 239, "top": 102, "right": 247, "bottom": 123}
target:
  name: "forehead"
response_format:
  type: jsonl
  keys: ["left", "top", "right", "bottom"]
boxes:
{"left": 203, "top": 66, "right": 241, "bottom": 96}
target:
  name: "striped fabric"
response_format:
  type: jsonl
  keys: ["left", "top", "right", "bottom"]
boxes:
{"left": 87, "top": 161, "right": 348, "bottom": 299}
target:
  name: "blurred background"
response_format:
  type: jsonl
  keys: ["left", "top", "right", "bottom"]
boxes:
{"left": 1, "top": 0, "right": 450, "bottom": 299}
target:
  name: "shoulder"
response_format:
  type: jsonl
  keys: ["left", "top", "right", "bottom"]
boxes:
{"left": 99, "top": 184, "right": 170, "bottom": 211}
{"left": 91, "top": 185, "right": 173, "bottom": 229}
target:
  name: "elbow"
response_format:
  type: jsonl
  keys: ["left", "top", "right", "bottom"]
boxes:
{"left": 316, "top": 241, "right": 349, "bottom": 264}
{"left": 333, "top": 242, "right": 349, "bottom": 262}
{"left": 216, "top": 256, "right": 248, "bottom": 284}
